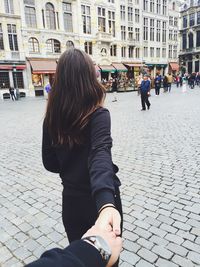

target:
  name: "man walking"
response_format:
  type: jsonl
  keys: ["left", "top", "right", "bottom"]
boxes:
{"left": 167, "top": 73, "right": 173, "bottom": 92}
{"left": 154, "top": 73, "right": 162, "bottom": 95}
{"left": 140, "top": 75, "right": 151, "bottom": 111}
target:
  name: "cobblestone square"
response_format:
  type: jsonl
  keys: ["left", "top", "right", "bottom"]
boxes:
{"left": 0, "top": 86, "right": 200, "bottom": 267}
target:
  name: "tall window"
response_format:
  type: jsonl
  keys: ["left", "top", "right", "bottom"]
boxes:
{"left": 121, "top": 26, "right": 126, "bottom": 40}
{"left": 98, "top": 7, "right": 106, "bottom": 32}
{"left": 150, "top": 0, "right": 154, "bottom": 12}
{"left": 162, "top": 21, "right": 166, "bottom": 42}
{"left": 84, "top": 41, "right": 92, "bottom": 55}
{"left": 156, "top": 47, "right": 160, "bottom": 57}
{"left": 197, "top": 31, "right": 200, "bottom": 47}
{"left": 108, "top": 0, "right": 115, "bottom": 2}
{"left": 135, "top": 47, "right": 140, "bottom": 58}
{"left": 135, "top": 28, "right": 140, "bottom": 41}
{"left": 46, "top": 3, "right": 56, "bottom": 30}
{"left": 169, "top": 16, "right": 173, "bottom": 26}
{"left": 7, "top": 24, "right": 18, "bottom": 51}
{"left": 182, "top": 32, "right": 187, "bottom": 49}
{"left": 121, "top": 46, "right": 126, "bottom": 57}
{"left": 156, "top": 20, "right": 161, "bottom": 42}
{"left": 169, "top": 29, "right": 173, "bottom": 40}
{"left": 128, "top": 7, "right": 133, "bottom": 22}
{"left": 188, "top": 32, "right": 194, "bottom": 48}
{"left": 0, "top": 72, "right": 10, "bottom": 88}
{"left": 129, "top": 46, "right": 134, "bottom": 58}
{"left": 143, "top": 17, "right": 148, "bottom": 41}
{"left": 108, "top": 11, "right": 115, "bottom": 36}
{"left": 144, "top": 0, "right": 148, "bottom": 11}
{"left": 81, "top": 5, "right": 91, "bottom": 34}
{"left": 46, "top": 39, "right": 60, "bottom": 53}
{"left": 150, "top": 47, "right": 154, "bottom": 57}
{"left": 66, "top": 40, "right": 74, "bottom": 49}
{"left": 4, "top": 0, "right": 14, "bottom": 14}
{"left": 128, "top": 27, "right": 133, "bottom": 40}
{"left": 183, "top": 15, "right": 187, "bottom": 28}
{"left": 189, "top": 13, "right": 195, "bottom": 27}
{"left": 197, "top": 12, "right": 200, "bottom": 25}
{"left": 162, "top": 0, "right": 167, "bottom": 15}
{"left": 172, "top": 2, "right": 175, "bottom": 10}
{"left": 120, "top": 5, "right": 125, "bottom": 21}
{"left": 150, "top": 19, "right": 154, "bottom": 41}
{"left": 110, "top": 45, "right": 117, "bottom": 56}
{"left": 173, "top": 45, "right": 177, "bottom": 59}
{"left": 12, "top": 72, "right": 24, "bottom": 89}
{"left": 174, "top": 30, "right": 177, "bottom": 41}
{"left": 174, "top": 17, "right": 178, "bottom": 27}
{"left": 144, "top": 47, "right": 148, "bottom": 57}
{"left": 28, "top": 37, "right": 39, "bottom": 52}
{"left": 156, "top": 0, "right": 161, "bottom": 14}
{"left": 0, "top": 24, "right": 4, "bottom": 50}
{"left": 162, "top": 47, "right": 166, "bottom": 57}
{"left": 63, "top": 2, "right": 73, "bottom": 32}
{"left": 169, "top": 45, "right": 172, "bottom": 58}
{"left": 24, "top": 0, "right": 36, "bottom": 28}
{"left": 135, "top": 9, "right": 140, "bottom": 23}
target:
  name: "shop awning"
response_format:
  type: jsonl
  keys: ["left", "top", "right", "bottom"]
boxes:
{"left": 124, "top": 63, "right": 143, "bottom": 67}
{"left": 99, "top": 65, "right": 116, "bottom": 73}
{"left": 29, "top": 60, "right": 57, "bottom": 74}
{"left": 94, "top": 65, "right": 101, "bottom": 71}
{"left": 170, "top": 62, "right": 179, "bottom": 71}
{"left": 112, "top": 63, "right": 127, "bottom": 72}
{"left": 0, "top": 65, "right": 26, "bottom": 70}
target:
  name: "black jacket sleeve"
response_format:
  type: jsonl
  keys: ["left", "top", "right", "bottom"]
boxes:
{"left": 88, "top": 108, "right": 116, "bottom": 211}
{"left": 42, "top": 120, "right": 60, "bottom": 173}
{"left": 25, "top": 240, "right": 105, "bottom": 267}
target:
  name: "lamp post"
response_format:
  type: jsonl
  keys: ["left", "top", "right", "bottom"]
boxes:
{"left": 13, "top": 64, "right": 19, "bottom": 100}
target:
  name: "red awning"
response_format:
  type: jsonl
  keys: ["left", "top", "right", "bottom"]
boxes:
{"left": 29, "top": 60, "right": 57, "bottom": 74}
{"left": 124, "top": 63, "right": 143, "bottom": 67}
{"left": 16, "top": 65, "right": 26, "bottom": 70}
{"left": 0, "top": 65, "right": 13, "bottom": 70}
{"left": 170, "top": 63, "right": 179, "bottom": 71}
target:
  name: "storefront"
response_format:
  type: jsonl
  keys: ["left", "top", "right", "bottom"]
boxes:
{"left": 28, "top": 59, "right": 57, "bottom": 96}
{"left": 111, "top": 63, "right": 133, "bottom": 91}
{"left": 99, "top": 65, "right": 116, "bottom": 91}
{"left": 146, "top": 63, "right": 167, "bottom": 77}
{"left": 0, "top": 62, "right": 26, "bottom": 99}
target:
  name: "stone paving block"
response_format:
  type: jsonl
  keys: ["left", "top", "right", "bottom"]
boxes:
{"left": 188, "top": 251, "right": 200, "bottom": 265}
{"left": 157, "top": 215, "right": 174, "bottom": 225}
{"left": 0, "top": 246, "right": 13, "bottom": 262}
{"left": 123, "top": 230, "right": 139, "bottom": 242}
{"left": 2, "top": 258, "right": 23, "bottom": 267}
{"left": 165, "top": 233, "right": 184, "bottom": 245}
{"left": 176, "top": 230, "right": 196, "bottom": 242}
{"left": 182, "top": 240, "right": 200, "bottom": 253}
{"left": 160, "top": 223, "right": 178, "bottom": 234}
{"left": 120, "top": 250, "right": 140, "bottom": 266}
{"left": 144, "top": 216, "right": 161, "bottom": 227}
{"left": 156, "top": 258, "right": 179, "bottom": 267}
{"left": 149, "top": 226, "right": 167, "bottom": 238}
{"left": 191, "top": 227, "right": 200, "bottom": 236}
{"left": 137, "top": 247, "right": 158, "bottom": 263}
{"left": 172, "top": 255, "right": 194, "bottom": 267}
{"left": 152, "top": 245, "right": 173, "bottom": 260}
{"left": 173, "top": 221, "right": 192, "bottom": 231}
{"left": 134, "top": 227, "right": 152, "bottom": 239}
{"left": 13, "top": 247, "right": 32, "bottom": 261}
{"left": 135, "top": 259, "right": 154, "bottom": 267}
{"left": 149, "top": 235, "right": 169, "bottom": 246}
{"left": 123, "top": 239, "right": 141, "bottom": 253}
{"left": 166, "top": 243, "right": 188, "bottom": 257}
{"left": 120, "top": 262, "right": 132, "bottom": 267}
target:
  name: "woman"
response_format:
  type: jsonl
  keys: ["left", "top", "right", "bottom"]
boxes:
{"left": 42, "top": 49, "right": 122, "bottom": 265}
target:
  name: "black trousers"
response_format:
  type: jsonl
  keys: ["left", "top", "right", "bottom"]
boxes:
{"left": 62, "top": 189, "right": 123, "bottom": 267}
{"left": 155, "top": 85, "right": 160, "bottom": 95}
{"left": 141, "top": 92, "right": 150, "bottom": 110}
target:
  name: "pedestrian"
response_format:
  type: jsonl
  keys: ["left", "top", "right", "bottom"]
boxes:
{"left": 175, "top": 75, "right": 180, "bottom": 87}
{"left": 154, "top": 73, "right": 162, "bottom": 95}
{"left": 42, "top": 49, "right": 122, "bottom": 267}
{"left": 111, "top": 77, "right": 118, "bottom": 102}
{"left": 45, "top": 82, "right": 51, "bottom": 94}
{"left": 9, "top": 86, "right": 16, "bottom": 101}
{"left": 189, "top": 73, "right": 195, "bottom": 89}
{"left": 136, "top": 75, "right": 143, "bottom": 95}
{"left": 140, "top": 74, "right": 151, "bottom": 111}
{"left": 163, "top": 75, "right": 168, "bottom": 92}
{"left": 182, "top": 76, "right": 187, "bottom": 93}
{"left": 166, "top": 73, "right": 173, "bottom": 92}
{"left": 26, "top": 225, "right": 122, "bottom": 267}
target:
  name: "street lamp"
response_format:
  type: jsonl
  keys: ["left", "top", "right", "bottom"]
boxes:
{"left": 13, "top": 64, "right": 19, "bottom": 100}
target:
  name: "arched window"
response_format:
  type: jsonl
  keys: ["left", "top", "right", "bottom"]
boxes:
{"left": 172, "top": 2, "right": 175, "bottom": 10}
{"left": 46, "top": 39, "right": 60, "bottom": 53}
{"left": 46, "top": 2, "right": 56, "bottom": 29}
{"left": 188, "top": 32, "right": 194, "bottom": 48}
{"left": 28, "top": 37, "right": 39, "bottom": 52}
{"left": 66, "top": 40, "right": 74, "bottom": 49}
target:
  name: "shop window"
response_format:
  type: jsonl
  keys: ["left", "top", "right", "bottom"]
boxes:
{"left": 0, "top": 24, "right": 4, "bottom": 50}
{"left": 28, "top": 37, "right": 39, "bottom": 53}
{"left": 46, "top": 2, "right": 56, "bottom": 30}
{"left": 0, "top": 72, "right": 10, "bottom": 88}
{"left": 46, "top": 39, "right": 61, "bottom": 53}
{"left": 84, "top": 41, "right": 92, "bottom": 55}
{"left": 7, "top": 24, "right": 18, "bottom": 51}
{"left": 66, "top": 40, "right": 74, "bottom": 49}
{"left": 12, "top": 71, "right": 24, "bottom": 88}
{"left": 63, "top": 2, "right": 73, "bottom": 32}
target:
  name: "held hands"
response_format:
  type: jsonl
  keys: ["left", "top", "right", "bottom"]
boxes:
{"left": 82, "top": 225, "right": 122, "bottom": 267}
{"left": 95, "top": 204, "right": 121, "bottom": 236}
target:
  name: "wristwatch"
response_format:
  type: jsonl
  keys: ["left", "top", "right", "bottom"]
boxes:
{"left": 82, "top": 235, "right": 111, "bottom": 264}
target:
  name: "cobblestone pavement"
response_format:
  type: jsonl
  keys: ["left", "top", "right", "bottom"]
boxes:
{"left": 0, "top": 85, "right": 200, "bottom": 267}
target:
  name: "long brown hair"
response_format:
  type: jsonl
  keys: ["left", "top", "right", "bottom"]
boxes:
{"left": 45, "top": 48, "right": 106, "bottom": 146}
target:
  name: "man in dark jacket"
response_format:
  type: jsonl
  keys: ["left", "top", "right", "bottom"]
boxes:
{"left": 140, "top": 75, "right": 151, "bottom": 111}
{"left": 25, "top": 225, "right": 122, "bottom": 267}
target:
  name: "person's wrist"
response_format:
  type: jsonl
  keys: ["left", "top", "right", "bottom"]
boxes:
{"left": 98, "top": 204, "right": 116, "bottom": 215}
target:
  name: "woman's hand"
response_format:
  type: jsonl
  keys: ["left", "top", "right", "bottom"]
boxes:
{"left": 95, "top": 205, "right": 121, "bottom": 236}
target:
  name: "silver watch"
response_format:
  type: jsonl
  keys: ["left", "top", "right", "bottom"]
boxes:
{"left": 82, "top": 235, "right": 111, "bottom": 264}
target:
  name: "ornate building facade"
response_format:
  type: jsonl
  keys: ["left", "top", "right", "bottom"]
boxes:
{"left": 0, "top": 0, "right": 183, "bottom": 98}
{"left": 179, "top": 0, "right": 200, "bottom": 74}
